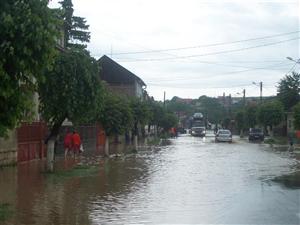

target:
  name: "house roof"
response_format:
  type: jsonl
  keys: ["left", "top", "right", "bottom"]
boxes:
{"left": 98, "top": 55, "right": 146, "bottom": 86}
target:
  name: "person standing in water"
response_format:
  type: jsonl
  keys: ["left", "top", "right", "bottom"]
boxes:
{"left": 63, "top": 130, "right": 72, "bottom": 158}
{"left": 72, "top": 131, "right": 81, "bottom": 158}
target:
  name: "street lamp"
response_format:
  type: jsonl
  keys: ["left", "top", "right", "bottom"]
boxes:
{"left": 236, "top": 89, "right": 246, "bottom": 106}
{"left": 252, "top": 81, "right": 263, "bottom": 104}
{"left": 286, "top": 57, "right": 300, "bottom": 64}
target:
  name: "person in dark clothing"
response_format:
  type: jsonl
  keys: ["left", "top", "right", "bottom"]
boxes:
{"left": 288, "top": 134, "right": 294, "bottom": 152}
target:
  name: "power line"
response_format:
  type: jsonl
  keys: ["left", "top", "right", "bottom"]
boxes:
{"left": 286, "top": 62, "right": 299, "bottom": 75}
{"left": 116, "top": 37, "right": 300, "bottom": 62}
{"left": 112, "top": 30, "right": 300, "bottom": 55}
{"left": 153, "top": 60, "right": 289, "bottom": 71}
{"left": 147, "top": 82, "right": 257, "bottom": 90}
{"left": 146, "top": 62, "right": 294, "bottom": 83}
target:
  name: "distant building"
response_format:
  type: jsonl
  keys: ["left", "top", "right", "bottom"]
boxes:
{"left": 98, "top": 55, "right": 146, "bottom": 98}
{"left": 177, "top": 98, "right": 193, "bottom": 104}
{"left": 217, "top": 93, "right": 232, "bottom": 108}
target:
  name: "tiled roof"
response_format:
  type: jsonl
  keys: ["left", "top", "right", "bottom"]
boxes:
{"left": 98, "top": 55, "right": 146, "bottom": 86}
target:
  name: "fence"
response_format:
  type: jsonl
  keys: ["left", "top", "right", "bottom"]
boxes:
{"left": 17, "top": 122, "right": 47, "bottom": 162}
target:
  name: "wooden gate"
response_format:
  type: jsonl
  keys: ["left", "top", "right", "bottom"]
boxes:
{"left": 17, "top": 122, "right": 47, "bottom": 162}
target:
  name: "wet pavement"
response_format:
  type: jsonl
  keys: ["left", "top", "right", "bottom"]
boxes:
{"left": 0, "top": 132, "right": 300, "bottom": 224}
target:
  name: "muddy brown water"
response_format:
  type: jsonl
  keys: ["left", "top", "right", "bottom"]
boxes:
{"left": 0, "top": 134, "right": 300, "bottom": 224}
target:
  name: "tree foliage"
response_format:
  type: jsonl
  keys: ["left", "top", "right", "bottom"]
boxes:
{"left": 293, "top": 102, "right": 300, "bottom": 130}
{"left": 59, "top": 0, "right": 90, "bottom": 49}
{"left": 196, "top": 96, "right": 226, "bottom": 124}
{"left": 130, "top": 98, "right": 150, "bottom": 124}
{"left": 277, "top": 72, "right": 300, "bottom": 110}
{"left": 147, "top": 100, "right": 164, "bottom": 127}
{"left": 257, "top": 101, "right": 284, "bottom": 128}
{"left": 245, "top": 105, "right": 258, "bottom": 128}
{"left": 0, "top": 0, "right": 59, "bottom": 136}
{"left": 98, "top": 93, "right": 133, "bottom": 136}
{"left": 158, "top": 111, "right": 178, "bottom": 132}
{"left": 235, "top": 110, "right": 245, "bottom": 131}
{"left": 130, "top": 98, "right": 151, "bottom": 134}
{"left": 166, "top": 97, "right": 193, "bottom": 115}
{"left": 39, "top": 50, "right": 103, "bottom": 137}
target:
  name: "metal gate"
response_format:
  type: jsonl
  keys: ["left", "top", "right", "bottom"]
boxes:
{"left": 17, "top": 122, "right": 47, "bottom": 162}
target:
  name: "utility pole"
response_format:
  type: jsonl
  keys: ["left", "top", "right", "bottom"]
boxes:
{"left": 163, "top": 91, "right": 166, "bottom": 108}
{"left": 253, "top": 81, "right": 263, "bottom": 104}
{"left": 260, "top": 81, "right": 263, "bottom": 104}
{"left": 243, "top": 89, "right": 246, "bottom": 106}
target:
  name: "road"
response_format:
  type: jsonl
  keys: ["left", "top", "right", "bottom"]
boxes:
{"left": 1, "top": 132, "right": 299, "bottom": 224}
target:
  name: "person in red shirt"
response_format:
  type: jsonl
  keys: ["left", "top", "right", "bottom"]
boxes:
{"left": 64, "top": 130, "right": 73, "bottom": 158}
{"left": 72, "top": 131, "right": 81, "bottom": 157}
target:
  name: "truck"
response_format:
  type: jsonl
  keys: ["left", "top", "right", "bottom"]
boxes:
{"left": 190, "top": 113, "right": 206, "bottom": 137}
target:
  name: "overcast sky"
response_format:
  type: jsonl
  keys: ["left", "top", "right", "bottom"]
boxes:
{"left": 49, "top": 0, "right": 299, "bottom": 101}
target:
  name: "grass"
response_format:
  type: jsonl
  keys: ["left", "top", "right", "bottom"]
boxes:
{"left": 0, "top": 203, "right": 13, "bottom": 222}
{"left": 147, "top": 137, "right": 161, "bottom": 146}
{"left": 44, "top": 164, "right": 99, "bottom": 180}
{"left": 264, "top": 137, "right": 288, "bottom": 145}
{"left": 0, "top": 162, "right": 17, "bottom": 169}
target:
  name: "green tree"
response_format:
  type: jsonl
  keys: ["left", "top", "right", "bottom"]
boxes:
{"left": 0, "top": 0, "right": 59, "bottom": 136}
{"left": 147, "top": 100, "right": 164, "bottom": 135}
{"left": 235, "top": 110, "right": 246, "bottom": 136}
{"left": 257, "top": 101, "right": 284, "bottom": 135}
{"left": 158, "top": 111, "right": 178, "bottom": 132}
{"left": 39, "top": 49, "right": 103, "bottom": 170}
{"left": 196, "top": 96, "right": 226, "bottom": 124}
{"left": 222, "top": 117, "right": 231, "bottom": 129}
{"left": 277, "top": 72, "right": 300, "bottom": 110}
{"left": 39, "top": 50, "right": 102, "bottom": 137}
{"left": 130, "top": 98, "right": 151, "bottom": 135}
{"left": 128, "top": 98, "right": 151, "bottom": 149}
{"left": 293, "top": 102, "right": 300, "bottom": 129}
{"left": 166, "top": 97, "right": 193, "bottom": 115}
{"left": 98, "top": 93, "right": 133, "bottom": 156}
{"left": 59, "top": 0, "right": 90, "bottom": 49}
{"left": 245, "top": 105, "right": 258, "bottom": 128}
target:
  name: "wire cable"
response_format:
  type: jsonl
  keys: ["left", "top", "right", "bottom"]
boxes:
{"left": 116, "top": 37, "right": 300, "bottom": 62}
{"left": 285, "top": 62, "right": 299, "bottom": 75}
{"left": 112, "top": 31, "right": 300, "bottom": 55}
{"left": 146, "top": 62, "right": 294, "bottom": 83}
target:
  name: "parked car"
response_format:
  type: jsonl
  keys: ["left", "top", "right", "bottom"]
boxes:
{"left": 248, "top": 128, "right": 264, "bottom": 141}
{"left": 177, "top": 127, "right": 187, "bottom": 134}
{"left": 191, "top": 127, "right": 206, "bottom": 137}
{"left": 215, "top": 129, "right": 232, "bottom": 143}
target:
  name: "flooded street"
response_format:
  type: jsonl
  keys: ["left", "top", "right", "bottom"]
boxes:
{"left": 1, "top": 133, "right": 300, "bottom": 225}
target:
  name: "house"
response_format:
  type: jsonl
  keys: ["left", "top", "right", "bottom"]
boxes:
{"left": 97, "top": 55, "right": 148, "bottom": 149}
{"left": 98, "top": 55, "right": 146, "bottom": 98}
{"left": 217, "top": 93, "right": 232, "bottom": 109}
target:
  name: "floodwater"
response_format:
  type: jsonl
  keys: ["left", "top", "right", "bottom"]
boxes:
{"left": 0, "top": 133, "right": 300, "bottom": 224}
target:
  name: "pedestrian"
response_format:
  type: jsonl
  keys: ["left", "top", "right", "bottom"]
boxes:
{"left": 72, "top": 131, "right": 81, "bottom": 158}
{"left": 170, "top": 127, "right": 175, "bottom": 138}
{"left": 288, "top": 133, "right": 294, "bottom": 152}
{"left": 63, "top": 130, "right": 73, "bottom": 158}
{"left": 174, "top": 127, "right": 178, "bottom": 138}
{"left": 214, "top": 125, "right": 218, "bottom": 134}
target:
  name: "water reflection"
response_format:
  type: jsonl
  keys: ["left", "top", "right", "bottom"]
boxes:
{"left": 0, "top": 136, "right": 299, "bottom": 224}
{"left": 273, "top": 171, "right": 300, "bottom": 189}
